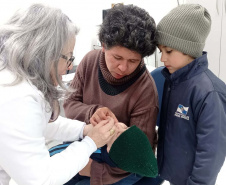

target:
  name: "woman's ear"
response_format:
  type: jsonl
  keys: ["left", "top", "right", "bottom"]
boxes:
{"left": 102, "top": 43, "right": 105, "bottom": 52}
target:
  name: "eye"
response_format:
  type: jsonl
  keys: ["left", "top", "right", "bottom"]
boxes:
{"left": 69, "top": 56, "right": 75, "bottom": 62}
{"left": 129, "top": 60, "right": 138, "bottom": 63}
{"left": 114, "top": 55, "right": 122, "bottom": 60}
{"left": 166, "top": 50, "right": 172, "bottom": 54}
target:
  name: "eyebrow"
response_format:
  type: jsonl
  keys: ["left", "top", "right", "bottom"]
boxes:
{"left": 158, "top": 45, "right": 173, "bottom": 51}
{"left": 125, "top": 57, "right": 140, "bottom": 61}
{"left": 160, "top": 45, "right": 167, "bottom": 49}
{"left": 63, "top": 52, "right": 73, "bottom": 56}
{"left": 114, "top": 54, "right": 140, "bottom": 60}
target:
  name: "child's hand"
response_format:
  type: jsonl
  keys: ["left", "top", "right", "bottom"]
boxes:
{"left": 90, "top": 107, "right": 118, "bottom": 126}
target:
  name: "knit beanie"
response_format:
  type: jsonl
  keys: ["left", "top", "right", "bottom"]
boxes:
{"left": 157, "top": 4, "right": 211, "bottom": 58}
{"left": 109, "top": 125, "right": 158, "bottom": 177}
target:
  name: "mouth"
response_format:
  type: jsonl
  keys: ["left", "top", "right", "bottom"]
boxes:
{"left": 165, "top": 65, "right": 172, "bottom": 70}
{"left": 114, "top": 73, "right": 125, "bottom": 79}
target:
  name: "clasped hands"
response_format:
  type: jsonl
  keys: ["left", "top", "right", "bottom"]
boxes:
{"left": 84, "top": 107, "right": 127, "bottom": 149}
{"left": 90, "top": 107, "right": 128, "bottom": 150}
{"left": 80, "top": 107, "right": 127, "bottom": 177}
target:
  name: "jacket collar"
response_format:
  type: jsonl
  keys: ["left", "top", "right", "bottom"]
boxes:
{"left": 161, "top": 52, "right": 208, "bottom": 84}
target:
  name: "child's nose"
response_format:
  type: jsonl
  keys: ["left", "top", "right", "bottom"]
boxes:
{"left": 160, "top": 53, "right": 166, "bottom": 63}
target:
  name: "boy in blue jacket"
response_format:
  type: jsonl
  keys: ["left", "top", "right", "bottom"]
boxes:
{"left": 156, "top": 4, "right": 226, "bottom": 185}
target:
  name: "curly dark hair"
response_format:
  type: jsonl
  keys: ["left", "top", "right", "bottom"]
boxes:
{"left": 99, "top": 4, "right": 157, "bottom": 58}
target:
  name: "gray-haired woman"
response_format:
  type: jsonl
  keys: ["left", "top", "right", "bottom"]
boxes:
{"left": 0, "top": 3, "right": 116, "bottom": 185}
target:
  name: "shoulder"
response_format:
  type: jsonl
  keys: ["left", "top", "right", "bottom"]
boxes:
{"left": 182, "top": 70, "right": 226, "bottom": 116}
{"left": 0, "top": 71, "right": 47, "bottom": 137}
{"left": 80, "top": 49, "right": 101, "bottom": 64}
{"left": 142, "top": 69, "right": 158, "bottom": 92}
{"left": 132, "top": 68, "right": 157, "bottom": 92}
{"left": 131, "top": 69, "right": 158, "bottom": 106}
{"left": 0, "top": 69, "right": 45, "bottom": 107}
{"left": 204, "top": 70, "right": 226, "bottom": 95}
{"left": 190, "top": 70, "right": 226, "bottom": 97}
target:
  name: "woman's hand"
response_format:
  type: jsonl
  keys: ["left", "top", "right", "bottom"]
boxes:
{"left": 83, "top": 124, "right": 93, "bottom": 137}
{"left": 107, "top": 122, "right": 128, "bottom": 152}
{"left": 87, "top": 117, "right": 116, "bottom": 148}
{"left": 90, "top": 107, "right": 118, "bottom": 126}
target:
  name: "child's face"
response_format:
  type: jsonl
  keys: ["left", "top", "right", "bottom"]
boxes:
{"left": 158, "top": 45, "right": 194, "bottom": 74}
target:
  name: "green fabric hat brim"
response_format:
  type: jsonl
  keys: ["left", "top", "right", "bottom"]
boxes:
{"left": 109, "top": 125, "right": 158, "bottom": 177}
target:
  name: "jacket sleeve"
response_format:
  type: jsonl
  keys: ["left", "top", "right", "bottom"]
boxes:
{"left": 187, "top": 91, "right": 226, "bottom": 185}
{"left": 63, "top": 59, "right": 102, "bottom": 124}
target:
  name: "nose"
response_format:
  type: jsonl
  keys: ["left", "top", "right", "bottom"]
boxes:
{"left": 118, "top": 60, "right": 127, "bottom": 72}
{"left": 160, "top": 52, "right": 166, "bottom": 63}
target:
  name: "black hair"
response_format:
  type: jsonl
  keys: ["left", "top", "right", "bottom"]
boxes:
{"left": 99, "top": 4, "right": 157, "bottom": 58}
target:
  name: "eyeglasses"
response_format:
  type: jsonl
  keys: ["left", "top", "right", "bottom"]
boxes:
{"left": 61, "top": 54, "right": 75, "bottom": 68}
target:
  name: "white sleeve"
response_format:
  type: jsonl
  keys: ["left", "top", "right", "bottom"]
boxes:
{"left": 0, "top": 95, "right": 97, "bottom": 185}
{"left": 45, "top": 116, "right": 86, "bottom": 141}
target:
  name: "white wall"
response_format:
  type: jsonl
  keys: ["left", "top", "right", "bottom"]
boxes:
{"left": 0, "top": 0, "right": 181, "bottom": 67}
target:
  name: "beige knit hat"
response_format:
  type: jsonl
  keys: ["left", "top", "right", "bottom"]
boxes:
{"left": 157, "top": 4, "right": 211, "bottom": 58}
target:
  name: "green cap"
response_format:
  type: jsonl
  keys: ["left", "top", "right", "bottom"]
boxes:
{"left": 109, "top": 125, "right": 158, "bottom": 177}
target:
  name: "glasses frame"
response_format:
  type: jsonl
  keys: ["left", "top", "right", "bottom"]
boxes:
{"left": 61, "top": 54, "right": 75, "bottom": 68}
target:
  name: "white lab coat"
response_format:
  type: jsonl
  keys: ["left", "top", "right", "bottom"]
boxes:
{"left": 0, "top": 69, "right": 96, "bottom": 185}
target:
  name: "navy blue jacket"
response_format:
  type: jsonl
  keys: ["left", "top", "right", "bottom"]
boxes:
{"left": 157, "top": 52, "right": 226, "bottom": 185}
